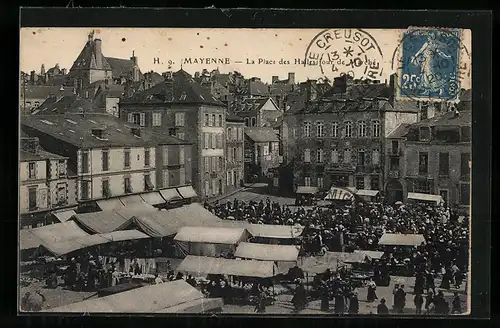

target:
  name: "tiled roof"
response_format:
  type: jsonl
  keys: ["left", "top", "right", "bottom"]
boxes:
{"left": 143, "top": 71, "right": 164, "bottom": 85}
{"left": 105, "top": 57, "right": 143, "bottom": 80}
{"left": 68, "top": 39, "right": 112, "bottom": 72}
{"left": 245, "top": 127, "right": 279, "bottom": 143}
{"left": 248, "top": 80, "right": 269, "bottom": 96}
{"left": 230, "top": 97, "right": 270, "bottom": 112}
{"left": 21, "top": 113, "right": 191, "bottom": 149}
{"left": 212, "top": 73, "right": 230, "bottom": 86}
{"left": 20, "top": 149, "right": 66, "bottom": 162}
{"left": 387, "top": 123, "right": 412, "bottom": 139}
{"left": 413, "top": 110, "right": 471, "bottom": 127}
{"left": 269, "top": 83, "right": 294, "bottom": 94}
{"left": 34, "top": 95, "right": 97, "bottom": 115}
{"left": 45, "top": 76, "right": 67, "bottom": 86}
{"left": 121, "top": 69, "right": 224, "bottom": 106}
{"left": 21, "top": 85, "right": 75, "bottom": 100}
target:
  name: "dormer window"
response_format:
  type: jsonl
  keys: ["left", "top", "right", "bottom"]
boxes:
{"left": 92, "top": 128, "right": 105, "bottom": 139}
{"left": 419, "top": 126, "right": 430, "bottom": 141}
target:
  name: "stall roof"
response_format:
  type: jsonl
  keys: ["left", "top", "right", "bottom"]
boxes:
{"left": 97, "top": 198, "right": 125, "bottom": 211}
{"left": 177, "top": 255, "right": 278, "bottom": 278}
{"left": 353, "top": 250, "right": 385, "bottom": 260}
{"left": 71, "top": 211, "right": 131, "bottom": 234}
{"left": 41, "top": 230, "right": 150, "bottom": 256}
{"left": 174, "top": 226, "right": 248, "bottom": 244}
{"left": 159, "top": 188, "right": 182, "bottom": 202}
{"left": 52, "top": 209, "right": 77, "bottom": 223}
{"left": 20, "top": 221, "right": 90, "bottom": 251}
{"left": 234, "top": 243, "right": 300, "bottom": 262}
{"left": 119, "top": 195, "right": 157, "bottom": 210}
{"left": 245, "top": 224, "right": 304, "bottom": 239}
{"left": 378, "top": 233, "right": 426, "bottom": 246}
{"left": 176, "top": 185, "right": 198, "bottom": 199}
{"left": 131, "top": 203, "right": 224, "bottom": 237}
{"left": 140, "top": 192, "right": 165, "bottom": 206}
{"left": 407, "top": 192, "right": 443, "bottom": 203}
{"left": 324, "top": 252, "right": 366, "bottom": 264}
{"left": 296, "top": 186, "right": 319, "bottom": 194}
{"left": 356, "top": 189, "right": 380, "bottom": 197}
{"left": 44, "top": 280, "right": 205, "bottom": 313}
{"left": 154, "top": 297, "right": 223, "bottom": 313}
{"left": 324, "top": 187, "right": 356, "bottom": 201}
{"left": 299, "top": 256, "right": 351, "bottom": 274}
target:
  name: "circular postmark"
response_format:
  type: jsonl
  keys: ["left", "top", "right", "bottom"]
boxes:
{"left": 304, "top": 29, "right": 385, "bottom": 82}
{"left": 391, "top": 28, "right": 471, "bottom": 102}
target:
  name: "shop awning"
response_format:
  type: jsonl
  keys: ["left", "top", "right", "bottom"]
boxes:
{"left": 132, "top": 203, "right": 224, "bottom": 237}
{"left": 234, "top": 243, "right": 300, "bottom": 262}
{"left": 174, "top": 226, "right": 248, "bottom": 245}
{"left": 119, "top": 195, "right": 156, "bottom": 211}
{"left": 296, "top": 186, "right": 319, "bottom": 194}
{"left": 324, "top": 252, "right": 366, "bottom": 264}
{"left": 176, "top": 255, "right": 278, "bottom": 278}
{"left": 299, "top": 257, "right": 351, "bottom": 274}
{"left": 245, "top": 224, "right": 304, "bottom": 239}
{"left": 71, "top": 211, "right": 131, "bottom": 234}
{"left": 97, "top": 198, "right": 125, "bottom": 211}
{"left": 159, "top": 188, "right": 183, "bottom": 202}
{"left": 407, "top": 192, "right": 444, "bottom": 204}
{"left": 324, "top": 187, "right": 355, "bottom": 201}
{"left": 356, "top": 189, "right": 380, "bottom": 197}
{"left": 140, "top": 192, "right": 165, "bottom": 206}
{"left": 378, "top": 233, "right": 426, "bottom": 246}
{"left": 20, "top": 221, "right": 90, "bottom": 251}
{"left": 353, "top": 250, "right": 385, "bottom": 260}
{"left": 176, "top": 185, "right": 198, "bottom": 199}
{"left": 52, "top": 209, "right": 77, "bottom": 223}
{"left": 155, "top": 297, "right": 223, "bottom": 313}
{"left": 42, "top": 230, "right": 150, "bottom": 256}
{"left": 43, "top": 280, "right": 206, "bottom": 313}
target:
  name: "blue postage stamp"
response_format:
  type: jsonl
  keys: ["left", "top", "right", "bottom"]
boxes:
{"left": 396, "top": 28, "right": 462, "bottom": 102}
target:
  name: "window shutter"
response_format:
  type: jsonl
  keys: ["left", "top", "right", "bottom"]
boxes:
{"left": 128, "top": 113, "right": 133, "bottom": 123}
{"left": 179, "top": 146, "right": 185, "bottom": 165}
{"left": 140, "top": 113, "right": 145, "bottom": 126}
{"left": 179, "top": 168, "right": 185, "bottom": 185}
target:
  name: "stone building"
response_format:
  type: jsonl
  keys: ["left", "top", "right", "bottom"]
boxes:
{"left": 225, "top": 115, "right": 245, "bottom": 193}
{"left": 385, "top": 109, "right": 471, "bottom": 213}
{"left": 21, "top": 113, "right": 192, "bottom": 207}
{"left": 244, "top": 127, "right": 281, "bottom": 185}
{"left": 119, "top": 69, "right": 228, "bottom": 200}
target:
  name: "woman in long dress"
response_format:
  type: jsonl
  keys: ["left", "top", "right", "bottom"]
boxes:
{"left": 367, "top": 279, "right": 378, "bottom": 302}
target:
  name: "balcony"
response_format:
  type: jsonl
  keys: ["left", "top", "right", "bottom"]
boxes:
{"left": 387, "top": 149, "right": 403, "bottom": 156}
{"left": 388, "top": 170, "right": 400, "bottom": 178}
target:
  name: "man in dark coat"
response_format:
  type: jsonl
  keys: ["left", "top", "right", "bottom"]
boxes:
{"left": 292, "top": 281, "right": 307, "bottom": 312}
{"left": 451, "top": 292, "right": 462, "bottom": 314}
{"left": 348, "top": 291, "right": 359, "bottom": 314}
{"left": 414, "top": 292, "right": 424, "bottom": 314}
{"left": 377, "top": 298, "right": 389, "bottom": 314}
{"left": 319, "top": 281, "right": 330, "bottom": 312}
{"left": 334, "top": 291, "right": 345, "bottom": 314}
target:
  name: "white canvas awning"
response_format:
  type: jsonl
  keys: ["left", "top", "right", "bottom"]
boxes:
{"left": 159, "top": 188, "right": 183, "bottom": 202}
{"left": 155, "top": 297, "right": 223, "bottom": 313}
{"left": 407, "top": 192, "right": 444, "bottom": 204}
{"left": 140, "top": 192, "right": 165, "bottom": 206}
{"left": 324, "top": 187, "right": 355, "bottom": 201}
{"left": 20, "top": 221, "right": 90, "bottom": 251}
{"left": 353, "top": 250, "right": 385, "bottom": 260}
{"left": 52, "top": 209, "right": 77, "bottom": 223}
{"left": 176, "top": 255, "right": 278, "bottom": 278}
{"left": 234, "top": 243, "right": 300, "bottom": 262}
{"left": 296, "top": 186, "right": 319, "bottom": 194}
{"left": 356, "top": 189, "right": 380, "bottom": 197}
{"left": 378, "top": 233, "right": 426, "bottom": 246}
{"left": 97, "top": 198, "right": 125, "bottom": 211}
{"left": 176, "top": 185, "right": 198, "bottom": 199}
{"left": 174, "top": 226, "right": 248, "bottom": 245}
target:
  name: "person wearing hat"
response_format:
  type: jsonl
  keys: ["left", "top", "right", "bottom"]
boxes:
{"left": 319, "top": 280, "right": 330, "bottom": 312}
{"left": 451, "top": 291, "right": 461, "bottom": 314}
{"left": 377, "top": 298, "right": 389, "bottom": 314}
{"left": 414, "top": 291, "right": 424, "bottom": 314}
{"left": 348, "top": 290, "right": 359, "bottom": 314}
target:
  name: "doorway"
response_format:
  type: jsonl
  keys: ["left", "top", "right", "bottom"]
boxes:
{"left": 385, "top": 179, "right": 403, "bottom": 204}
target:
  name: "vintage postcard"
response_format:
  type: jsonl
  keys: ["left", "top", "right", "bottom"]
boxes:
{"left": 19, "top": 26, "right": 472, "bottom": 315}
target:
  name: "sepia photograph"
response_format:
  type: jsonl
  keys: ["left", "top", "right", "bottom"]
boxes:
{"left": 18, "top": 24, "right": 473, "bottom": 315}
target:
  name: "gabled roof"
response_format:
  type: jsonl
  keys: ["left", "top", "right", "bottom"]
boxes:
{"left": 248, "top": 80, "right": 269, "bottom": 96}
{"left": 412, "top": 110, "right": 471, "bottom": 127}
{"left": 21, "top": 113, "right": 191, "bottom": 149}
{"left": 21, "top": 85, "right": 75, "bottom": 100}
{"left": 387, "top": 123, "right": 412, "bottom": 139}
{"left": 245, "top": 127, "right": 279, "bottom": 143}
{"left": 34, "top": 95, "right": 97, "bottom": 115}
{"left": 105, "top": 57, "right": 143, "bottom": 80}
{"left": 20, "top": 149, "right": 66, "bottom": 162}
{"left": 68, "top": 39, "right": 112, "bottom": 72}
{"left": 121, "top": 70, "right": 224, "bottom": 106}
{"left": 143, "top": 71, "right": 164, "bottom": 85}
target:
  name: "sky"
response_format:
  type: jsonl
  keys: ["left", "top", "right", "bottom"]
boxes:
{"left": 20, "top": 28, "right": 471, "bottom": 88}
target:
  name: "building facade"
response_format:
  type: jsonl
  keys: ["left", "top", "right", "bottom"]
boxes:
{"left": 225, "top": 115, "right": 245, "bottom": 193}
{"left": 21, "top": 114, "right": 192, "bottom": 205}
{"left": 244, "top": 127, "right": 281, "bottom": 185}
{"left": 119, "top": 69, "right": 228, "bottom": 200}
{"left": 385, "top": 110, "right": 471, "bottom": 213}
{"left": 286, "top": 82, "right": 419, "bottom": 193}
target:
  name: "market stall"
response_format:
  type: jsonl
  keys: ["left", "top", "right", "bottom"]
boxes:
{"left": 139, "top": 192, "right": 166, "bottom": 207}
{"left": 70, "top": 211, "right": 132, "bottom": 234}
{"left": 407, "top": 192, "right": 444, "bottom": 206}
{"left": 234, "top": 242, "right": 301, "bottom": 274}
{"left": 295, "top": 186, "right": 319, "bottom": 206}
{"left": 96, "top": 198, "right": 125, "bottom": 212}
{"left": 355, "top": 189, "right": 381, "bottom": 203}
{"left": 174, "top": 226, "right": 250, "bottom": 257}
{"left": 119, "top": 195, "right": 157, "bottom": 211}
{"left": 323, "top": 186, "right": 356, "bottom": 208}
{"left": 378, "top": 233, "right": 426, "bottom": 247}
{"left": 43, "top": 280, "right": 221, "bottom": 313}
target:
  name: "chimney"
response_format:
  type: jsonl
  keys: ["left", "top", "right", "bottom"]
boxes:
{"left": 94, "top": 38, "right": 103, "bottom": 69}
{"left": 163, "top": 71, "right": 174, "bottom": 100}
{"left": 30, "top": 70, "right": 36, "bottom": 83}
{"left": 306, "top": 80, "right": 318, "bottom": 102}
{"left": 91, "top": 128, "right": 104, "bottom": 139}
{"left": 288, "top": 72, "right": 295, "bottom": 84}
{"left": 61, "top": 68, "right": 67, "bottom": 75}
{"left": 131, "top": 127, "right": 142, "bottom": 137}
{"left": 454, "top": 109, "right": 460, "bottom": 117}
{"left": 194, "top": 71, "right": 200, "bottom": 79}
{"left": 20, "top": 137, "right": 40, "bottom": 155}
{"left": 272, "top": 76, "right": 279, "bottom": 83}
{"left": 41, "top": 64, "right": 46, "bottom": 75}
